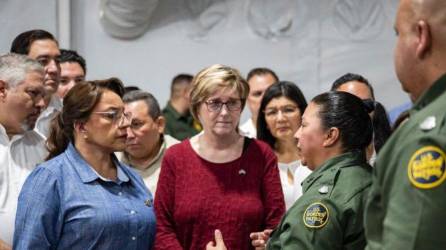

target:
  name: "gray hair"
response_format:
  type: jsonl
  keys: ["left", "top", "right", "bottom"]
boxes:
{"left": 123, "top": 90, "right": 161, "bottom": 119}
{"left": 0, "top": 53, "right": 44, "bottom": 89}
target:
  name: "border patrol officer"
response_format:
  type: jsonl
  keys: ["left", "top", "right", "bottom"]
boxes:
{"left": 365, "top": 0, "right": 446, "bottom": 249}
{"left": 266, "top": 91, "right": 373, "bottom": 250}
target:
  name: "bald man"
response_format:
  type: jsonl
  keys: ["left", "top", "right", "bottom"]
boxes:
{"left": 365, "top": 0, "right": 446, "bottom": 249}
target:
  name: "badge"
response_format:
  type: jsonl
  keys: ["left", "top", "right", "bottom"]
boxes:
{"left": 318, "top": 185, "right": 329, "bottom": 194}
{"left": 144, "top": 199, "right": 152, "bottom": 207}
{"left": 419, "top": 116, "right": 436, "bottom": 131}
{"left": 408, "top": 146, "right": 446, "bottom": 189}
{"left": 303, "top": 202, "right": 329, "bottom": 229}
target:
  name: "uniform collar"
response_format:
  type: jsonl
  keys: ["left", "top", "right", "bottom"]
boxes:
{"left": 165, "top": 102, "right": 191, "bottom": 120}
{"left": 122, "top": 136, "right": 166, "bottom": 169}
{"left": 302, "top": 151, "right": 366, "bottom": 192}
{"left": 49, "top": 94, "right": 63, "bottom": 111}
{"left": 411, "top": 73, "right": 446, "bottom": 113}
{"left": 65, "top": 143, "right": 130, "bottom": 184}
{"left": 0, "top": 123, "right": 30, "bottom": 144}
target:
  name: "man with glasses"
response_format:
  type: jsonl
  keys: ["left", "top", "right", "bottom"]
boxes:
{"left": 117, "top": 90, "right": 178, "bottom": 196}
{"left": 0, "top": 53, "right": 46, "bottom": 249}
{"left": 10, "top": 29, "right": 62, "bottom": 138}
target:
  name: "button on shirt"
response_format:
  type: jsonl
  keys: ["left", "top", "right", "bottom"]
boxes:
{"left": 0, "top": 125, "right": 47, "bottom": 245}
{"left": 13, "top": 143, "right": 156, "bottom": 249}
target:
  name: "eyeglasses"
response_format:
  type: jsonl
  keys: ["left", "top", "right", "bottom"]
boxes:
{"left": 264, "top": 105, "right": 299, "bottom": 119}
{"left": 204, "top": 99, "right": 242, "bottom": 112}
{"left": 92, "top": 109, "right": 132, "bottom": 125}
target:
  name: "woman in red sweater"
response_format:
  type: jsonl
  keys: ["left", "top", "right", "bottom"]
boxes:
{"left": 154, "top": 64, "right": 285, "bottom": 250}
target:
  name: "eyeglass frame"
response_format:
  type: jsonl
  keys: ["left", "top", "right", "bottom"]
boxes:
{"left": 91, "top": 108, "right": 132, "bottom": 125}
{"left": 203, "top": 98, "right": 243, "bottom": 112}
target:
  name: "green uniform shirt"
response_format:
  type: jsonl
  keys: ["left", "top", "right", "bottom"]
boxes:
{"left": 267, "top": 151, "right": 372, "bottom": 250}
{"left": 162, "top": 102, "right": 200, "bottom": 141}
{"left": 365, "top": 74, "right": 446, "bottom": 250}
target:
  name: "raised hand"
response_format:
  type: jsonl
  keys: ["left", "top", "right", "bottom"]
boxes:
{"left": 206, "top": 229, "right": 227, "bottom": 250}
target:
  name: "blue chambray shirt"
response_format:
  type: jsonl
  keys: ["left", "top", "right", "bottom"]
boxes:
{"left": 13, "top": 143, "right": 156, "bottom": 250}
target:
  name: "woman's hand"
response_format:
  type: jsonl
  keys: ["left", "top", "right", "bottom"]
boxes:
{"left": 250, "top": 229, "right": 273, "bottom": 250}
{"left": 206, "top": 229, "right": 227, "bottom": 250}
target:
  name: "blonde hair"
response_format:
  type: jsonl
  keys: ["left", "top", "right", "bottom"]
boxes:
{"left": 189, "top": 64, "right": 249, "bottom": 121}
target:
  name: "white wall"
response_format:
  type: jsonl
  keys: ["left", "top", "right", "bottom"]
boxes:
{"left": 1, "top": 0, "right": 57, "bottom": 52}
{"left": 1, "top": 0, "right": 409, "bottom": 122}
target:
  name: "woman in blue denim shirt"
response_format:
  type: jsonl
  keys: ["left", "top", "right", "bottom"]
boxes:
{"left": 13, "top": 78, "right": 156, "bottom": 249}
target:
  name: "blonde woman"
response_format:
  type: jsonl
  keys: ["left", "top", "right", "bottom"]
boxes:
{"left": 154, "top": 64, "right": 285, "bottom": 250}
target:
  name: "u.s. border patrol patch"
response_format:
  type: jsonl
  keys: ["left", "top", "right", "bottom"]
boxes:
{"left": 408, "top": 146, "right": 446, "bottom": 189}
{"left": 303, "top": 202, "right": 329, "bottom": 229}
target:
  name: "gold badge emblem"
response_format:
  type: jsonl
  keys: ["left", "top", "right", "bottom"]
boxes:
{"left": 303, "top": 202, "right": 329, "bottom": 229}
{"left": 408, "top": 146, "right": 446, "bottom": 189}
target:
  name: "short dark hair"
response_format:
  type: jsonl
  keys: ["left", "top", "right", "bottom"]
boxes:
{"left": 59, "top": 49, "right": 87, "bottom": 74}
{"left": 246, "top": 67, "right": 279, "bottom": 82}
{"left": 170, "top": 73, "right": 193, "bottom": 99}
{"left": 257, "top": 81, "right": 307, "bottom": 148}
{"left": 331, "top": 73, "right": 375, "bottom": 100}
{"left": 312, "top": 91, "right": 373, "bottom": 153}
{"left": 331, "top": 73, "right": 392, "bottom": 153}
{"left": 124, "top": 85, "right": 141, "bottom": 94}
{"left": 10, "top": 29, "right": 58, "bottom": 55}
{"left": 123, "top": 90, "right": 161, "bottom": 119}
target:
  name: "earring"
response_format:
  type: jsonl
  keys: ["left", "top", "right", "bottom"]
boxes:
{"left": 82, "top": 130, "right": 88, "bottom": 139}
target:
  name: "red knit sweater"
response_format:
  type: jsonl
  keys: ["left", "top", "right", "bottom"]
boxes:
{"left": 154, "top": 139, "right": 285, "bottom": 250}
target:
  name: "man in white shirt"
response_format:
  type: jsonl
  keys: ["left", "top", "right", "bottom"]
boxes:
{"left": 0, "top": 54, "right": 47, "bottom": 249}
{"left": 239, "top": 68, "right": 278, "bottom": 138}
{"left": 10, "top": 29, "right": 62, "bottom": 139}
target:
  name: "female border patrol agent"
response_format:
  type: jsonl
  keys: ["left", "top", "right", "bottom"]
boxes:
{"left": 266, "top": 91, "right": 374, "bottom": 250}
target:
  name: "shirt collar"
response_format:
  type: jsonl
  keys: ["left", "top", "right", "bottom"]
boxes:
{"left": 0, "top": 123, "right": 29, "bottom": 144}
{"left": 411, "top": 73, "right": 446, "bottom": 113}
{"left": 89, "top": 159, "right": 129, "bottom": 184}
{"left": 122, "top": 136, "right": 166, "bottom": 169}
{"left": 0, "top": 124, "right": 9, "bottom": 143}
{"left": 149, "top": 137, "right": 167, "bottom": 166}
{"left": 65, "top": 143, "right": 130, "bottom": 184}
{"left": 165, "top": 102, "right": 191, "bottom": 120}
{"left": 302, "top": 151, "right": 367, "bottom": 192}
{"left": 49, "top": 94, "right": 63, "bottom": 111}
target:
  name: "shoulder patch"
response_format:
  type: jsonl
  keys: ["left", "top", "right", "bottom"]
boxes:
{"left": 303, "top": 202, "right": 329, "bottom": 229}
{"left": 408, "top": 146, "right": 446, "bottom": 189}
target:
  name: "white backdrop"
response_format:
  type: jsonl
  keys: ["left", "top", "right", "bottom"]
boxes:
{"left": 1, "top": 0, "right": 409, "bottom": 122}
